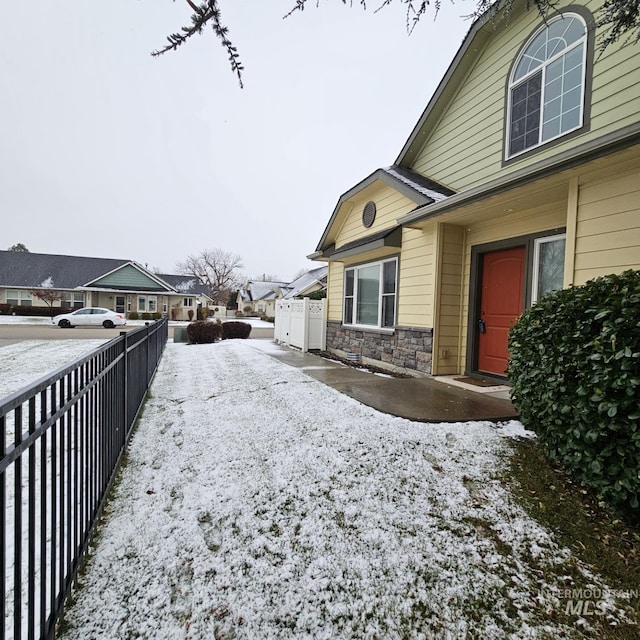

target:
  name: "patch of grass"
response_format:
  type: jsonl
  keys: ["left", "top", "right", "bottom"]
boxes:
{"left": 505, "top": 438, "right": 640, "bottom": 638}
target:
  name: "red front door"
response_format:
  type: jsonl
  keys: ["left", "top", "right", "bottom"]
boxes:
{"left": 477, "top": 247, "right": 525, "bottom": 376}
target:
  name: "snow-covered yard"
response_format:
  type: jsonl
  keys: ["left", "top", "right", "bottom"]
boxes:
{"left": 22, "top": 338, "right": 620, "bottom": 640}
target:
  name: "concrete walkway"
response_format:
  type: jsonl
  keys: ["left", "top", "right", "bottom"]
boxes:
{"left": 257, "top": 343, "right": 518, "bottom": 423}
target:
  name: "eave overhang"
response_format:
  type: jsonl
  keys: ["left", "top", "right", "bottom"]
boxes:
{"left": 328, "top": 226, "right": 402, "bottom": 261}
{"left": 398, "top": 124, "right": 640, "bottom": 228}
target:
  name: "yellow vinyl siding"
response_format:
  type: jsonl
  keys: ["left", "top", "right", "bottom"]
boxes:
{"left": 327, "top": 262, "right": 344, "bottom": 322}
{"left": 433, "top": 225, "right": 465, "bottom": 375}
{"left": 334, "top": 185, "right": 415, "bottom": 249}
{"left": 574, "top": 168, "right": 640, "bottom": 283}
{"left": 410, "top": 0, "right": 639, "bottom": 192}
{"left": 397, "top": 227, "right": 435, "bottom": 328}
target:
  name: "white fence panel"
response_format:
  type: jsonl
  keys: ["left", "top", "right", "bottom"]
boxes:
{"left": 274, "top": 298, "right": 326, "bottom": 352}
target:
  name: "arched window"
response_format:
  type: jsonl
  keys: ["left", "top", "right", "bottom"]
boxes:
{"left": 507, "top": 13, "right": 587, "bottom": 158}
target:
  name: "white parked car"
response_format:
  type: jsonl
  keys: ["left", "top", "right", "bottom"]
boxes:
{"left": 52, "top": 307, "right": 127, "bottom": 329}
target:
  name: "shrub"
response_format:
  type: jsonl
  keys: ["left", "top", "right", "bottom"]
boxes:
{"left": 171, "top": 307, "right": 180, "bottom": 321}
{"left": 4, "top": 305, "right": 63, "bottom": 317}
{"left": 186, "top": 320, "right": 223, "bottom": 344}
{"left": 508, "top": 270, "right": 640, "bottom": 522}
{"left": 235, "top": 311, "right": 244, "bottom": 317}
{"left": 197, "top": 308, "right": 208, "bottom": 321}
{"left": 152, "top": 312, "right": 162, "bottom": 320}
{"left": 188, "top": 309, "right": 194, "bottom": 321}
{"left": 128, "top": 311, "right": 139, "bottom": 320}
{"left": 222, "top": 321, "right": 252, "bottom": 339}
{"left": 141, "top": 312, "right": 152, "bottom": 321}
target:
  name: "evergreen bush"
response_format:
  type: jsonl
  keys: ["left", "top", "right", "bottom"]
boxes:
{"left": 508, "top": 270, "right": 640, "bottom": 522}
{"left": 222, "top": 321, "right": 252, "bottom": 339}
{"left": 128, "top": 311, "right": 139, "bottom": 320}
{"left": 186, "top": 320, "right": 223, "bottom": 344}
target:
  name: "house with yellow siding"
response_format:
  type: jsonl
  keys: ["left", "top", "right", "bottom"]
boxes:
{"left": 310, "top": 0, "right": 640, "bottom": 382}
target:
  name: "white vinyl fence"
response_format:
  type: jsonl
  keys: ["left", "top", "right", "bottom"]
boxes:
{"left": 274, "top": 298, "right": 327, "bottom": 352}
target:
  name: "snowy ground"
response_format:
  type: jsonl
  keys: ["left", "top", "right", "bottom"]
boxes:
{"left": 21, "top": 338, "right": 621, "bottom": 640}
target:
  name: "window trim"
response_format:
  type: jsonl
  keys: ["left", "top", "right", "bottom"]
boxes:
{"left": 343, "top": 256, "right": 398, "bottom": 330}
{"left": 503, "top": 6, "right": 594, "bottom": 165}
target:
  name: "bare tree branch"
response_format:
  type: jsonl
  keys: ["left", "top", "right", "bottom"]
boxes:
{"left": 177, "top": 248, "right": 244, "bottom": 303}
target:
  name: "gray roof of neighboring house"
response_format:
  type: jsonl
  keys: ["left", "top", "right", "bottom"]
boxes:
{"left": 0, "top": 251, "right": 206, "bottom": 299}
{"left": 281, "top": 266, "right": 328, "bottom": 299}
{"left": 0, "top": 250, "right": 130, "bottom": 289}
{"left": 247, "top": 280, "right": 288, "bottom": 301}
{"left": 157, "top": 274, "right": 212, "bottom": 299}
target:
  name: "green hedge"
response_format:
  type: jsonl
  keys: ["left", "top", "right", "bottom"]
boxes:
{"left": 508, "top": 270, "right": 640, "bottom": 522}
{"left": 187, "top": 320, "right": 222, "bottom": 344}
{"left": 222, "top": 321, "right": 252, "bottom": 339}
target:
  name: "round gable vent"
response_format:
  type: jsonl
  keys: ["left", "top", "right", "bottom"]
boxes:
{"left": 362, "top": 201, "right": 376, "bottom": 228}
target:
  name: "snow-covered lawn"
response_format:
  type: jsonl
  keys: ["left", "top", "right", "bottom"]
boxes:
{"left": 42, "top": 339, "right": 626, "bottom": 639}
{"left": 0, "top": 339, "right": 107, "bottom": 399}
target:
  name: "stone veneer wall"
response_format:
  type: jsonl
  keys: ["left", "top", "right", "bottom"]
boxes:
{"left": 326, "top": 320, "right": 433, "bottom": 375}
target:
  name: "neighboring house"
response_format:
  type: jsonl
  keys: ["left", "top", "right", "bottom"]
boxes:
{"left": 310, "top": 0, "right": 640, "bottom": 381}
{"left": 156, "top": 273, "right": 223, "bottom": 318}
{"left": 277, "top": 266, "right": 328, "bottom": 300}
{"left": 237, "top": 267, "right": 328, "bottom": 316}
{"left": 0, "top": 251, "right": 207, "bottom": 321}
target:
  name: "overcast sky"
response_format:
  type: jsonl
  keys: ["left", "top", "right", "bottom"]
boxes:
{"left": 0, "top": 1, "right": 471, "bottom": 282}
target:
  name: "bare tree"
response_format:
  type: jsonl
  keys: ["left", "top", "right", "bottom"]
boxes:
{"left": 177, "top": 248, "right": 244, "bottom": 303}
{"left": 152, "top": 0, "right": 639, "bottom": 86}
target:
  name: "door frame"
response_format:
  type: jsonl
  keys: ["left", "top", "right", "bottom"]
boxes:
{"left": 465, "top": 227, "right": 565, "bottom": 382}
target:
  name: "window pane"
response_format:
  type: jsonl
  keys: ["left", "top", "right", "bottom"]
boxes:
{"left": 356, "top": 265, "right": 379, "bottom": 326}
{"left": 344, "top": 297, "right": 353, "bottom": 324}
{"left": 381, "top": 295, "right": 395, "bottom": 328}
{"left": 510, "top": 73, "right": 541, "bottom": 155}
{"left": 536, "top": 237, "right": 566, "bottom": 300}
{"left": 542, "top": 116, "right": 561, "bottom": 141}
{"left": 383, "top": 261, "right": 396, "bottom": 294}
{"left": 345, "top": 269, "right": 354, "bottom": 296}
{"left": 509, "top": 16, "right": 585, "bottom": 158}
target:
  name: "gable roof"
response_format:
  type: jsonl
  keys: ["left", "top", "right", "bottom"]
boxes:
{"left": 280, "top": 266, "right": 328, "bottom": 299}
{"left": 0, "top": 250, "right": 130, "bottom": 289}
{"left": 0, "top": 250, "right": 202, "bottom": 297}
{"left": 248, "top": 280, "right": 289, "bottom": 301}
{"left": 314, "top": 166, "right": 453, "bottom": 254}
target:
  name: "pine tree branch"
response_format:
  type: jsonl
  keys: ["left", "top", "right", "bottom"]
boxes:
{"left": 154, "top": 0, "right": 638, "bottom": 86}
{"left": 152, "top": 0, "right": 244, "bottom": 87}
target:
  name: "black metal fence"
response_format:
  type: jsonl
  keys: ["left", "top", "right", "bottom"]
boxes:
{"left": 0, "top": 318, "right": 168, "bottom": 639}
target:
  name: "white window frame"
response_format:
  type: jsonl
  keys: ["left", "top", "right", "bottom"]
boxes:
{"left": 6, "top": 289, "right": 33, "bottom": 306}
{"left": 183, "top": 297, "right": 194, "bottom": 307}
{"left": 531, "top": 234, "right": 566, "bottom": 304}
{"left": 138, "top": 295, "right": 147, "bottom": 312}
{"left": 343, "top": 257, "right": 398, "bottom": 329}
{"left": 506, "top": 14, "right": 587, "bottom": 160}
{"left": 148, "top": 296, "right": 157, "bottom": 313}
